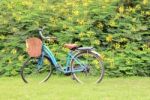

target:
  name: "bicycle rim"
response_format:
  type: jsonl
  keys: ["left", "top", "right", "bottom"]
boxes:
{"left": 71, "top": 51, "right": 104, "bottom": 84}
{"left": 21, "top": 56, "right": 52, "bottom": 83}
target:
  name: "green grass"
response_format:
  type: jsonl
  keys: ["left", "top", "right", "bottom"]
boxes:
{"left": 0, "top": 76, "right": 150, "bottom": 100}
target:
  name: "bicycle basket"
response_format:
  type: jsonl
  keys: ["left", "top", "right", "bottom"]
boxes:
{"left": 26, "top": 37, "right": 42, "bottom": 57}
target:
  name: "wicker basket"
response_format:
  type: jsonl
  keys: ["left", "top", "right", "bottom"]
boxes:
{"left": 26, "top": 37, "right": 42, "bottom": 57}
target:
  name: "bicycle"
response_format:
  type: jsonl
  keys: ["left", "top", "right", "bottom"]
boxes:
{"left": 20, "top": 28, "right": 104, "bottom": 84}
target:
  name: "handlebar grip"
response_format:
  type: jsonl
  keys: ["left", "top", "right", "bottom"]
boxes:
{"left": 38, "top": 28, "right": 43, "bottom": 31}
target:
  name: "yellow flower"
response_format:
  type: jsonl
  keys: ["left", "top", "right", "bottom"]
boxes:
{"left": 71, "top": 2, "right": 78, "bottom": 8}
{"left": 93, "top": 40, "right": 100, "bottom": 45}
{"left": 15, "top": 16, "right": 21, "bottom": 21}
{"left": 83, "top": 3, "right": 88, "bottom": 7}
{"left": 106, "top": 35, "right": 113, "bottom": 42}
{"left": 7, "top": 4, "right": 13, "bottom": 9}
{"left": 114, "top": 43, "right": 120, "bottom": 49}
{"left": 87, "top": 31, "right": 95, "bottom": 37}
{"left": 1, "top": 49, "right": 5, "bottom": 53}
{"left": 128, "top": 7, "right": 135, "bottom": 13}
{"left": 104, "top": 0, "right": 109, "bottom": 3}
{"left": 109, "top": 20, "right": 116, "bottom": 27}
{"left": 97, "top": 23, "right": 103, "bottom": 29}
{"left": 8, "top": 59, "right": 12, "bottom": 64}
{"left": 60, "top": 9, "right": 65, "bottom": 13}
{"left": 79, "top": 32, "right": 84, "bottom": 38}
{"left": 68, "top": 16, "right": 73, "bottom": 21}
{"left": 70, "top": 27, "right": 75, "bottom": 32}
{"left": 22, "top": 1, "right": 33, "bottom": 8}
{"left": 120, "top": 38, "right": 127, "bottom": 42}
{"left": 12, "top": 13, "right": 16, "bottom": 17}
{"left": 43, "top": 0, "right": 48, "bottom": 3}
{"left": 143, "top": 0, "right": 148, "bottom": 5}
{"left": 132, "top": 18, "right": 136, "bottom": 22}
{"left": 66, "top": 2, "right": 71, "bottom": 6}
{"left": 142, "top": 44, "right": 148, "bottom": 49}
{"left": 83, "top": 11, "right": 88, "bottom": 15}
{"left": 114, "top": 13, "right": 120, "bottom": 20}
{"left": 0, "top": 35, "right": 5, "bottom": 40}
{"left": 62, "top": 47, "right": 69, "bottom": 52}
{"left": 86, "top": 34, "right": 90, "bottom": 37}
{"left": 34, "top": 21, "right": 39, "bottom": 26}
{"left": 107, "top": 58, "right": 115, "bottom": 68}
{"left": 11, "top": 49, "right": 17, "bottom": 54}
{"left": 18, "top": 55, "right": 24, "bottom": 61}
{"left": 12, "top": 27, "right": 18, "bottom": 33}
{"left": 44, "top": 59, "right": 49, "bottom": 65}
{"left": 63, "top": 24, "right": 67, "bottom": 29}
{"left": 39, "top": 6, "right": 45, "bottom": 11}
{"left": 126, "top": 59, "right": 131, "bottom": 65}
{"left": 146, "top": 11, "right": 150, "bottom": 16}
{"left": 101, "top": 54, "right": 105, "bottom": 60}
{"left": 3, "top": 20, "right": 8, "bottom": 24}
{"left": 13, "top": 13, "right": 21, "bottom": 21}
{"left": 72, "top": 10, "right": 79, "bottom": 16}
{"left": 49, "top": 17, "right": 55, "bottom": 22}
{"left": 135, "top": 4, "right": 141, "bottom": 10}
{"left": 92, "top": 60, "right": 99, "bottom": 69}
{"left": 131, "top": 26, "right": 136, "bottom": 32}
{"left": 102, "top": 6, "right": 106, "bottom": 9}
{"left": 77, "top": 19, "right": 85, "bottom": 25}
{"left": 110, "top": 60, "right": 115, "bottom": 68}
{"left": 119, "top": 5, "right": 124, "bottom": 13}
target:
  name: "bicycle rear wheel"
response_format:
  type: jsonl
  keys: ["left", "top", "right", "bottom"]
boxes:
{"left": 71, "top": 51, "right": 104, "bottom": 84}
{"left": 20, "top": 56, "right": 53, "bottom": 83}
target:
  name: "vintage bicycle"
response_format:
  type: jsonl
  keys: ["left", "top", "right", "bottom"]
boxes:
{"left": 20, "top": 28, "right": 104, "bottom": 84}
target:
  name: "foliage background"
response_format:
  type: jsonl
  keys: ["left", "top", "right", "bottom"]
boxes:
{"left": 0, "top": 0, "right": 149, "bottom": 77}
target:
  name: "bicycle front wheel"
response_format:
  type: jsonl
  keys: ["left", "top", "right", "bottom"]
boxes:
{"left": 71, "top": 51, "right": 104, "bottom": 84}
{"left": 20, "top": 56, "right": 53, "bottom": 83}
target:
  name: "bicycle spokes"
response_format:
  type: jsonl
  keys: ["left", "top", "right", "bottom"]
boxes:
{"left": 71, "top": 51, "right": 104, "bottom": 84}
{"left": 21, "top": 57, "right": 53, "bottom": 83}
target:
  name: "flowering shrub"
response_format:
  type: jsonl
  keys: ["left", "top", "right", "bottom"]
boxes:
{"left": 0, "top": 0, "right": 149, "bottom": 76}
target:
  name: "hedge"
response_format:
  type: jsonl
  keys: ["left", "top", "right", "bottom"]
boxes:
{"left": 0, "top": 0, "right": 149, "bottom": 77}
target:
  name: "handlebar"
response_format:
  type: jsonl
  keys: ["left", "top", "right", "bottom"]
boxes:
{"left": 38, "top": 27, "right": 50, "bottom": 40}
{"left": 38, "top": 27, "right": 57, "bottom": 41}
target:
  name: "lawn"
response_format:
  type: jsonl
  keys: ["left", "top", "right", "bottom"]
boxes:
{"left": 0, "top": 76, "right": 150, "bottom": 100}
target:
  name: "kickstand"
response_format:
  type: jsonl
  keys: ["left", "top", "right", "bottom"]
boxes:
{"left": 71, "top": 75, "right": 76, "bottom": 80}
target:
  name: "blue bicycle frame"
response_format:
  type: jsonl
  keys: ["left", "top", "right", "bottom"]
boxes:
{"left": 37, "top": 44, "right": 85, "bottom": 74}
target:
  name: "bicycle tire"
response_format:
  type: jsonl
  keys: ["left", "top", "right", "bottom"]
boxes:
{"left": 71, "top": 51, "right": 104, "bottom": 84}
{"left": 20, "top": 56, "right": 53, "bottom": 83}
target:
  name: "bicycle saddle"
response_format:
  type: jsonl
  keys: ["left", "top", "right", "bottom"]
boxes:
{"left": 64, "top": 44, "right": 78, "bottom": 50}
